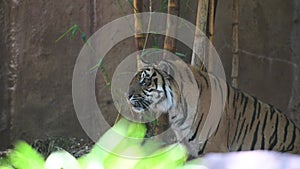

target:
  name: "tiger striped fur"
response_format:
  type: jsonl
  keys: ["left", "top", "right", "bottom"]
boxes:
{"left": 127, "top": 65, "right": 300, "bottom": 157}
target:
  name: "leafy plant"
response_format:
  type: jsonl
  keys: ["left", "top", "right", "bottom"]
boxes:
{"left": 56, "top": 24, "right": 111, "bottom": 89}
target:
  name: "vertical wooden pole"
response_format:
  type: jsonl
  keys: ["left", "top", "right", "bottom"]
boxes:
{"left": 231, "top": 0, "right": 239, "bottom": 87}
{"left": 208, "top": 0, "right": 215, "bottom": 72}
{"left": 191, "top": 0, "right": 209, "bottom": 69}
{"left": 134, "top": 0, "right": 145, "bottom": 70}
{"left": 163, "top": 0, "right": 179, "bottom": 55}
{"left": 153, "top": 0, "right": 180, "bottom": 137}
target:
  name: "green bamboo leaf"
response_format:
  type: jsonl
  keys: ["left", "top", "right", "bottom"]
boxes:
{"left": 175, "top": 52, "right": 187, "bottom": 58}
{"left": 126, "top": 0, "right": 134, "bottom": 10}
{"left": 55, "top": 24, "right": 77, "bottom": 42}
{"left": 81, "top": 33, "right": 87, "bottom": 43}
{"left": 89, "top": 59, "right": 103, "bottom": 72}
{"left": 134, "top": 143, "right": 188, "bottom": 169}
{"left": 7, "top": 141, "right": 45, "bottom": 169}
{"left": 99, "top": 83, "right": 110, "bottom": 93}
{"left": 69, "top": 24, "right": 79, "bottom": 40}
{"left": 0, "top": 157, "right": 13, "bottom": 169}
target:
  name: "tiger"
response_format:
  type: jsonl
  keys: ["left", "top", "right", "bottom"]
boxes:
{"left": 127, "top": 64, "right": 300, "bottom": 157}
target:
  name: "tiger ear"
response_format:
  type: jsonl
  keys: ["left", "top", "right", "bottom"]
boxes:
{"left": 158, "top": 60, "right": 175, "bottom": 77}
{"left": 137, "top": 57, "right": 151, "bottom": 71}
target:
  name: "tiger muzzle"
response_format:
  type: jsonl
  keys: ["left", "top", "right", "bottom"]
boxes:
{"left": 127, "top": 94, "right": 152, "bottom": 113}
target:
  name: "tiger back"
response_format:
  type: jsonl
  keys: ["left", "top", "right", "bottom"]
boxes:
{"left": 188, "top": 66, "right": 300, "bottom": 155}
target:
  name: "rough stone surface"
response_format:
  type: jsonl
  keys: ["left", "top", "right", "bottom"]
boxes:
{"left": 0, "top": 0, "right": 92, "bottom": 149}
{"left": 0, "top": 0, "right": 12, "bottom": 149}
{"left": 214, "top": 0, "right": 296, "bottom": 116}
{"left": 289, "top": 0, "right": 300, "bottom": 125}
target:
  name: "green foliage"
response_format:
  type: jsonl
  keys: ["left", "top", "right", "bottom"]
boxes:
{"left": 127, "top": 122, "right": 147, "bottom": 138}
{"left": 56, "top": 24, "right": 79, "bottom": 42}
{"left": 175, "top": 51, "right": 187, "bottom": 58}
{"left": 78, "top": 118, "right": 146, "bottom": 169}
{"left": 44, "top": 150, "right": 81, "bottom": 169}
{"left": 0, "top": 157, "right": 13, "bottom": 169}
{"left": 81, "top": 33, "right": 87, "bottom": 43}
{"left": 55, "top": 24, "right": 89, "bottom": 47}
{"left": 56, "top": 23, "right": 111, "bottom": 91}
{"left": 0, "top": 119, "right": 195, "bottom": 169}
{"left": 134, "top": 144, "right": 188, "bottom": 169}
{"left": 6, "top": 141, "right": 45, "bottom": 169}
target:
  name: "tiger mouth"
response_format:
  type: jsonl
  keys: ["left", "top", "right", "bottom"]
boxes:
{"left": 131, "top": 100, "right": 151, "bottom": 113}
{"left": 131, "top": 106, "right": 147, "bottom": 113}
{"left": 127, "top": 96, "right": 152, "bottom": 113}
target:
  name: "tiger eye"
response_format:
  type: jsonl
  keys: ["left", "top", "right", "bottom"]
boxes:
{"left": 141, "top": 78, "right": 151, "bottom": 86}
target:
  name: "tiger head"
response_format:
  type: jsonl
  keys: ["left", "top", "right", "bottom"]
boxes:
{"left": 127, "top": 66, "right": 179, "bottom": 113}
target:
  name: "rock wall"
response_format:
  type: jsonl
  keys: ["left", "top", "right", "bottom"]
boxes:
{"left": 214, "top": 0, "right": 300, "bottom": 124}
{"left": 0, "top": 0, "right": 92, "bottom": 149}
{"left": 289, "top": 0, "right": 300, "bottom": 125}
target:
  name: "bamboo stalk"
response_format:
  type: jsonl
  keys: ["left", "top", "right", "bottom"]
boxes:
{"left": 142, "top": 0, "right": 153, "bottom": 52}
{"left": 208, "top": 0, "right": 215, "bottom": 42}
{"left": 191, "top": 0, "right": 209, "bottom": 69}
{"left": 231, "top": 0, "right": 239, "bottom": 88}
{"left": 134, "top": 0, "right": 145, "bottom": 70}
{"left": 208, "top": 0, "right": 215, "bottom": 72}
{"left": 163, "top": 0, "right": 180, "bottom": 55}
{"left": 152, "top": 0, "right": 180, "bottom": 137}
